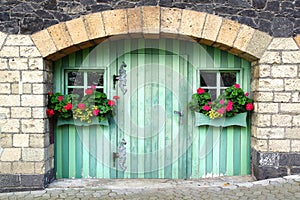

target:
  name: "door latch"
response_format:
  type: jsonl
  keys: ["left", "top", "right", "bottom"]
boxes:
{"left": 174, "top": 110, "right": 184, "bottom": 125}
{"left": 112, "top": 138, "right": 127, "bottom": 171}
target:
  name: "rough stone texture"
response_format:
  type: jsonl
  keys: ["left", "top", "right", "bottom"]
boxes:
{"left": 201, "top": 14, "right": 223, "bottom": 45}
{"left": 47, "top": 23, "right": 73, "bottom": 51}
{"left": 65, "top": 17, "right": 88, "bottom": 45}
{"left": 160, "top": 7, "right": 182, "bottom": 37}
{"left": 127, "top": 8, "right": 142, "bottom": 37}
{"left": 179, "top": 10, "right": 206, "bottom": 38}
{"left": 83, "top": 13, "right": 106, "bottom": 40}
{"left": 141, "top": 6, "right": 160, "bottom": 36}
{"left": 102, "top": 9, "right": 128, "bottom": 36}
{"left": 216, "top": 19, "right": 240, "bottom": 48}
{"left": 31, "top": 29, "right": 58, "bottom": 57}
{"left": 0, "top": 0, "right": 299, "bottom": 38}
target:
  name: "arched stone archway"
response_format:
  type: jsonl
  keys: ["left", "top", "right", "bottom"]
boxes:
{"left": 31, "top": 6, "right": 272, "bottom": 62}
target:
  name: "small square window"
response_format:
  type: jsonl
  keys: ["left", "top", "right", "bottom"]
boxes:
{"left": 200, "top": 72, "right": 216, "bottom": 87}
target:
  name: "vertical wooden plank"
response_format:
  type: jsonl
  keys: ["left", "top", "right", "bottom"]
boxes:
{"left": 240, "top": 127, "right": 248, "bottom": 175}
{"left": 96, "top": 126, "right": 103, "bottom": 178}
{"left": 68, "top": 125, "right": 76, "bottom": 178}
{"left": 206, "top": 127, "right": 213, "bottom": 176}
{"left": 55, "top": 127, "right": 62, "bottom": 178}
{"left": 158, "top": 39, "right": 166, "bottom": 178}
{"left": 89, "top": 126, "right": 97, "bottom": 178}
{"left": 233, "top": 127, "right": 241, "bottom": 175}
{"left": 213, "top": 48, "right": 221, "bottom": 69}
{"left": 75, "top": 127, "right": 83, "bottom": 178}
{"left": 82, "top": 127, "right": 90, "bottom": 178}
{"left": 219, "top": 128, "right": 227, "bottom": 175}
{"left": 137, "top": 39, "right": 145, "bottom": 178}
{"left": 226, "top": 127, "right": 234, "bottom": 175}
{"left": 61, "top": 125, "right": 69, "bottom": 178}
{"left": 199, "top": 126, "right": 206, "bottom": 177}
{"left": 212, "top": 127, "right": 220, "bottom": 177}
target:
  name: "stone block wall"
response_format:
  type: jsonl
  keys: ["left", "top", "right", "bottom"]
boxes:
{"left": 251, "top": 37, "right": 300, "bottom": 179}
{"left": 0, "top": 33, "right": 54, "bottom": 192}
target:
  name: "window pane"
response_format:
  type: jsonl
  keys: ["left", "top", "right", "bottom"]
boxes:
{"left": 96, "top": 88, "right": 104, "bottom": 93}
{"left": 67, "top": 72, "right": 84, "bottom": 86}
{"left": 68, "top": 88, "right": 84, "bottom": 97}
{"left": 220, "top": 72, "right": 236, "bottom": 87}
{"left": 200, "top": 72, "right": 217, "bottom": 87}
{"left": 88, "top": 72, "right": 104, "bottom": 87}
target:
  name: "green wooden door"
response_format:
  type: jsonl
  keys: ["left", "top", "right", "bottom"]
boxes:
{"left": 54, "top": 39, "right": 251, "bottom": 179}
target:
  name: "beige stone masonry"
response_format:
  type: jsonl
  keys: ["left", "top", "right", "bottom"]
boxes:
{"left": 280, "top": 103, "right": 300, "bottom": 113}
{"left": 286, "top": 128, "right": 300, "bottom": 139}
{"left": 31, "top": 29, "right": 57, "bottom": 57}
{"left": 245, "top": 30, "right": 272, "bottom": 59}
{"left": 0, "top": 31, "right": 7, "bottom": 50}
{"left": 84, "top": 13, "right": 106, "bottom": 40}
{"left": 102, "top": 9, "right": 128, "bottom": 36}
{"left": 285, "top": 79, "right": 300, "bottom": 91}
{"left": 255, "top": 128, "right": 285, "bottom": 139}
{"left": 282, "top": 51, "right": 300, "bottom": 63}
{"left": 48, "top": 23, "right": 73, "bottom": 51}
{"left": 269, "top": 140, "right": 290, "bottom": 152}
{"left": 66, "top": 17, "right": 89, "bottom": 46}
{"left": 231, "top": 24, "right": 255, "bottom": 54}
{"left": 13, "top": 134, "right": 29, "bottom": 147}
{"left": 271, "top": 65, "right": 298, "bottom": 78}
{"left": 0, "top": 46, "right": 19, "bottom": 57}
{"left": 127, "top": 8, "right": 142, "bottom": 37}
{"left": 179, "top": 10, "right": 206, "bottom": 39}
{"left": 272, "top": 114, "right": 292, "bottom": 127}
{"left": 0, "top": 133, "right": 12, "bottom": 148}
{"left": 22, "top": 148, "right": 45, "bottom": 162}
{"left": 141, "top": 6, "right": 160, "bottom": 37}
{"left": 273, "top": 92, "right": 291, "bottom": 102}
{"left": 160, "top": 7, "right": 182, "bottom": 38}
{"left": 201, "top": 14, "right": 223, "bottom": 45}
{"left": 268, "top": 38, "right": 299, "bottom": 50}
{"left": 216, "top": 19, "right": 241, "bottom": 50}
{"left": 12, "top": 162, "right": 34, "bottom": 174}
{"left": 0, "top": 148, "right": 21, "bottom": 161}
{"left": 294, "top": 34, "right": 300, "bottom": 48}
{"left": 291, "top": 140, "right": 300, "bottom": 152}
{"left": 0, "top": 162, "right": 11, "bottom": 173}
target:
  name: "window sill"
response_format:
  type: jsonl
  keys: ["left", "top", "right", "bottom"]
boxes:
{"left": 194, "top": 112, "right": 247, "bottom": 127}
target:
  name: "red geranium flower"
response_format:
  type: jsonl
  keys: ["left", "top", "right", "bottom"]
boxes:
{"left": 48, "top": 92, "right": 53, "bottom": 96}
{"left": 219, "top": 99, "right": 225, "bottom": 105}
{"left": 93, "top": 109, "right": 100, "bottom": 116}
{"left": 246, "top": 103, "right": 254, "bottom": 111}
{"left": 113, "top": 95, "right": 120, "bottom": 100}
{"left": 78, "top": 103, "right": 85, "bottom": 110}
{"left": 234, "top": 84, "right": 240, "bottom": 89}
{"left": 64, "top": 103, "right": 72, "bottom": 110}
{"left": 58, "top": 96, "right": 64, "bottom": 101}
{"left": 197, "top": 88, "right": 205, "bottom": 94}
{"left": 85, "top": 88, "right": 93, "bottom": 95}
{"left": 46, "top": 108, "right": 55, "bottom": 117}
{"left": 203, "top": 105, "right": 211, "bottom": 111}
{"left": 108, "top": 100, "right": 115, "bottom": 106}
{"left": 245, "top": 92, "right": 249, "bottom": 97}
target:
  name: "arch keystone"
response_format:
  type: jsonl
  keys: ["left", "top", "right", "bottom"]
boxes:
{"left": 141, "top": 6, "right": 160, "bottom": 38}
{"left": 179, "top": 10, "right": 206, "bottom": 39}
{"left": 160, "top": 7, "right": 182, "bottom": 38}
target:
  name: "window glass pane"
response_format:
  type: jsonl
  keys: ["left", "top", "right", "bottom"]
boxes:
{"left": 200, "top": 72, "right": 217, "bottom": 87}
{"left": 220, "top": 72, "right": 236, "bottom": 87}
{"left": 67, "top": 72, "right": 84, "bottom": 86}
{"left": 88, "top": 72, "right": 104, "bottom": 87}
{"left": 96, "top": 88, "right": 104, "bottom": 93}
{"left": 68, "top": 88, "right": 84, "bottom": 97}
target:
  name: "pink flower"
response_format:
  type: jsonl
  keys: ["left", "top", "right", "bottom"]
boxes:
{"left": 245, "top": 92, "right": 249, "bottom": 97}
{"left": 64, "top": 103, "right": 72, "bottom": 110}
{"left": 226, "top": 104, "right": 233, "bottom": 112}
{"left": 58, "top": 96, "right": 64, "bottom": 101}
{"left": 91, "top": 85, "right": 96, "bottom": 89}
{"left": 113, "top": 95, "right": 120, "bottom": 100}
{"left": 246, "top": 103, "right": 254, "bottom": 111}
{"left": 78, "top": 103, "right": 85, "bottom": 110}
{"left": 93, "top": 109, "right": 100, "bottom": 116}
{"left": 227, "top": 100, "right": 233, "bottom": 107}
{"left": 208, "top": 102, "right": 212, "bottom": 105}
{"left": 197, "top": 88, "right": 205, "bottom": 94}
{"left": 85, "top": 88, "right": 93, "bottom": 95}
{"left": 219, "top": 99, "right": 225, "bottom": 105}
{"left": 108, "top": 100, "right": 115, "bottom": 106}
{"left": 217, "top": 108, "right": 225, "bottom": 114}
{"left": 46, "top": 108, "right": 55, "bottom": 117}
{"left": 234, "top": 84, "right": 240, "bottom": 89}
{"left": 202, "top": 105, "right": 211, "bottom": 111}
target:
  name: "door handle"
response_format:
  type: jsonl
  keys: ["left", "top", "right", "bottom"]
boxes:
{"left": 174, "top": 110, "right": 184, "bottom": 125}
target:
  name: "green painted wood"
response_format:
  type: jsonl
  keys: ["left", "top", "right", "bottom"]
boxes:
{"left": 54, "top": 38, "right": 251, "bottom": 179}
{"left": 61, "top": 125, "right": 69, "bottom": 178}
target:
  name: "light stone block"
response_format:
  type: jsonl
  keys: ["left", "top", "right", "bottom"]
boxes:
{"left": 142, "top": 6, "right": 160, "bottom": 35}
{"left": 35, "top": 162, "right": 45, "bottom": 174}
{"left": 201, "top": 14, "right": 223, "bottom": 45}
{"left": 22, "top": 71, "right": 44, "bottom": 83}
{"left": 233, "top": 24, "right": 255, "bottom": 52}
{"left": 20, "top": 46, "right": 41, "bottom": 57}
{"left": 0, "top": 46, "right": 19, "bottom": 57}
{"left": 257, "top": 103, "right": 278, "bottom": 113}
{"left": 253, "top": 92, "right": 273, "bottom": 102}
{"left": 5, "top": 35, "right": 34, "bottom": 46}
{"left": 11, "top": 107, "right": 31, "bottom": 118}
{"left": 32, "top": 107, "right": 46, "bottom": 119}
{"left": 286, "top": 128, "right": 300, "bottom": 139}
{"left": 21, "top": 95, "right": 44, "bottom": 107}
{"left": 0, "top": 31, "right": 7, "bottom": 49}
{"left": 251, "top": 138, "right": 268, "bottom": 151}
{"left": 245, "top": 30, "right": 272, "bottom": 59}
{"left": 102, "top": 9, "right": 128, "bottom": 36}
{"left": 12, "top": 162, "right": 34, "bottom": 174}
{"left": 273, "top": 92, "right": 291, "bottom": 102}
{"left": 0, "top": 83, "right": 10, "bottom": 94}
{"left": 29, "top": 58, "right": 44, "bottom": 70}
{"left": 32, "top": 84, "right": 46, "bottom": 94}
{"left": 282, "top": 51, "right": 300, "bottom": 63}
{"left": 29, "top": 134, "right": 46, "bottom": 148}
{"left": 31, "top": 29, "right": 57, "bottom": 57}
{"left": 83, "top": 13, "right": 106, "bottom": 40}
{"left": 285, "top": 79, "right": 300, "bottom": 91}
{"left": 259, "top": 51, "right": 281, "bottom": 64}
{"left": 292, "top": 92, "right": 300, "bottom": 102}
{"left": 47, "top": 23, "right": 73, "bottom": 51}
{"left": 0, "top": 71, "right": 20, "bottom": 82}
{"left": 272, "top": 114, "right": 292, "bottom": 127}
{"left": 0, "top": 133, "right": 12, "bottom": 147}
{"left": 8, "top": 58, "right": 28, "bottom": 70}
{"left": 254, "top": 114, "right": 271, "bottom": 127}
{"left": 0, "top": 95, "right": 20, "bottom": 106}
{"left": 160, "top": 7, "right": 182, "bottom": 35}
{"left": 0, "top": 162, "right": 11, "bottom": 173}
{"left": 179, "top": 10, "right": 206, "bottom": 38}
{"left": 22, "top": 148, "right": 45, "bottom": 161}
{"left": 269, "top": 140, "right": 290, "bottom": 152}
{"left": 66, "top": 17, "right": 89, "bottom": 45}
{"left": 13, "top": 134, "right": 29, "bottom": 147}
{"left": 293, "top": 115, "right": 300, "bottom": 126}
{"left": 268, "top": 38, "right": 299, "bottom": 50}
{"left": 258, "top": 79, "right": 284, "bottom": 91}
{"left": 281, "top": 103, "right": 300, "bottom": 114}
{"left": 271, "top": 65, "right": 297, "bottom": 78}
{"left": 0, "top": 58, "right": 8, "bottom": 70}
{"left": 216, "top": 19, "right": 240, "bottom": 48}
{"left": 127, "top": 8, "right": 142, "bottom": 35}
{"left": 291, "top": 140, "right": 300, "bottom": 152}
{"left": 256, "top": 128, "right": 285, "bottom": 139}
{"left": 0, "top": 148, "right": 21, "bottom": 161}
{"left": 21, "top": 119, "right": 46, "bottom": 133}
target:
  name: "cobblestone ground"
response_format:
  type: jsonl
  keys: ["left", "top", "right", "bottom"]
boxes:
{"left": 1, "top": 175, "right": 300, "bottom": 199}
